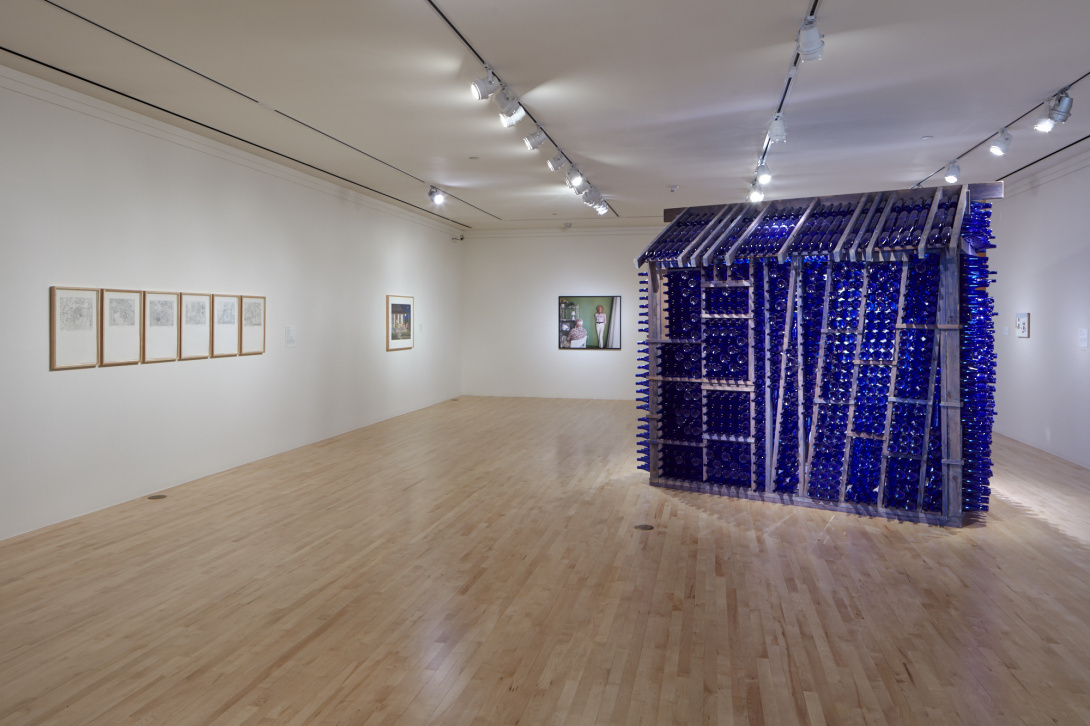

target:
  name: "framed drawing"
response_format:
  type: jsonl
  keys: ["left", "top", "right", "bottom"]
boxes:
{"left": 386, "top": 295, "right": 413, "bottom": 351}
{"left": 180, "top": 293, "right": 212, "bottom": 360}
{"left": 1015, "top": 312, "right": 1030, "bottom": 338}
{"left": 240, "top": 296, "right": 266, "bottom": 355}
{"left": 143, "top": 291, "right": 179, "bottom": 363}
{"left": 50, "top": 286, "right": 99, "bottom": 370}
{"left": 558, "top": 296, "right": 621, "bottom": 350}
{"left": 101, "top": 289, "right": 143, "bottom": 366}
{"left": 212, "top": 295, "right": 240, "bottom": 357}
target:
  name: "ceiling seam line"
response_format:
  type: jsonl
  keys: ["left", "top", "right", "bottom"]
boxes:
{"left": 0, "top": 45, "right": 473, "bottom": 229}
{"left": 36, "top": 0, "right": 503, "bottom": 222}
{"left": 997, "top": 132, "right": 1090, "bottom": 181}
{"left": 423, "top": 0, "right": 620, "bottom": 218}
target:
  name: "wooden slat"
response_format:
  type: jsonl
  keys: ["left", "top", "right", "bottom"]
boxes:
{"left": 937, "top": 252, "right": 964, "bottom": 523}
{"left": 769, "top": 262, "right": 798, "bottom": 493}
{"left": 802, "top": 257, "right": 837, "bottom": 495}
{"left": 839, "top": 263, "right": 871, "bottom": 503}
{"left": 915, "top": 185, "right": 946, "bottom": 259}
{"left": 700, "top": 204, "right": 757, "bottom": 266}
{"left": 776, "top": 197, "right": 819, "bottom": 263}
{"left": 847, "top": 192, "right": 886, "bottom": 262}
{"left": 724, "top": 204, "right": 773, "bottom": 265}
{"left": 875, "top": 260, "right": 911, "bottom": 510}
{"left": 863, "top": 191, "right": 900, "bottom": 261}
{"left": 683, "top": 204, "right": 739, "bottom": 267}
{"left": 830, "top": 193, "right": 870, "bottom": 262}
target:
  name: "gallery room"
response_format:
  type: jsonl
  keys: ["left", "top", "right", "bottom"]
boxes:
{"left": 1, "top": 0, "right": 1088, "bottom": 724}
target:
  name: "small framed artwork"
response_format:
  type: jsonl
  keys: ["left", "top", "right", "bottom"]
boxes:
{"left": 101, "top": 289, "right": 143, "bottom": 366}
{"left": 50, "top": 286, "right": 100, "bottom": 370}
{"left": 212, "top": 295, "right": 240, "bottom": 357}
{"left": 558, "top": 296, "right": 621, "bottom": 350}
{"left": 387, "top": 295, "right": 413, "bottom": 351}
{"left": 143, "top": 291, "right": 179, "bottom": 363}
{"left": 240, "top": 295, "right": 266, "bottom": 355}
{"left": 180, "top": 293, "right": 212, "bottom": 359}
{"left": 1015, "top": 313, "right": 1030, "bottom": 338}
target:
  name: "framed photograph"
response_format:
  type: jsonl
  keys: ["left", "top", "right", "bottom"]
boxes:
{"left": 387, "top": 295, "right": 413, "bottom": 351}
{"left": 143, "top": 291, "right": 179, "bottom": 363}
{"left": 180, "top": 293, "right": 212, "bottom": 360}
{"left": 559, "top": 296, "right": 621, "bottom": 350}
{"left": 212, "top": 295, "right": 240, "bottom": 357}
{"left": 240, "top": 295, "right": 266, "bottom": 355}
{"left": 50, "top": 286, "right": 100, "bottom": 370}
{"left": 1015, "top": 312, "right": 1030, "bottom": 338}
{"left": 101, "top": 289, "right": 143, "bottom": 366}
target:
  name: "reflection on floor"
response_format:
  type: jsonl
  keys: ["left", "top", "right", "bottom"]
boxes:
{"left": 0, "top": 397, "right": 1088, "bottom": 725}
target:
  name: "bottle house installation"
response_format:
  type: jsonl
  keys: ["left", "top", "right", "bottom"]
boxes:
{"left": 634, "top": 183, "right": 999, "bottom": 526}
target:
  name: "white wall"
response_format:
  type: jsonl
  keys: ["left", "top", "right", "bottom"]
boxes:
{"left": 0, "top": 69, "right": 464, "bottom": 540}
{"left": 460, "top": 228, "right": 660, "bottom": 400}
{"left": 990, "top": 146, "right": 1090, "bottom": 469}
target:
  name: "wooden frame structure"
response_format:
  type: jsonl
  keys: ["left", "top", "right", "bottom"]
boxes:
{"left": 635, "top": 183, "right": 1001, "bottom": 527}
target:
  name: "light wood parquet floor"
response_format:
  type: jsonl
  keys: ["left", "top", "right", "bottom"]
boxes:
{"left": 1, "top": 397, "right": 1088, "bottom": 725}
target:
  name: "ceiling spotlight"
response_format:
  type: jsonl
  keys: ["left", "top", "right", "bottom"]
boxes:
{"left": 428, "top": 186, "right": 445, "bottom": 204}
{"left": 944, "top": 160, "right": 960, "bottom": 184}
{"left": 566, "top": 166, "right": 587, "bottom": 192}
{"left": 582, "top": 186, "right": 603, "bottom": 206}
{"left": 756, "top": 162, "right": 772, "bottom": 185}
{"left": 546, "top": 151, "right": 568, "bottom": 171}
{"left": 594, "top": 203, "right": 609, "bottom": 215}
{"left": 523, "top": 127, "right": 547, "bottom": 150}
{"left": 494, "top": 87, "right": 526, "bottom": 127}
{"left": 797, "top": 16, "right": 824, "bottom": 62}
{"left": 748, "top": 183, "right": 765, "bottom": 203}
{"left": 470, "top": 68, "right": 500, "bottom": 101}
{"left": 768, "top": 114, "right": 787, "bottom": 144}
{"left": 1049, "top": 91, "right": 1074, "bottom": 124}
{"left": 989, "top": 128, "right": 1012, "bottom": 156}
{"left": 1036, "top": 92, "right": 1074, "bottom": 132}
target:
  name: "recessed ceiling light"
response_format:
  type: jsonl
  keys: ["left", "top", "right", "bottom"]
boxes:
{"left": 921, "top": 135, "right": 933, "bottom": 141}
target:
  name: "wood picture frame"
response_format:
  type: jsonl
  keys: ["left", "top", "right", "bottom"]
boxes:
{"left": 143, "top": 291, "right": 180, "bottom": 363}
{"left": 180, "top": 293, "right": 212, "bottom": 360}
{"left": 100, "top": 289, "right": 143, "bottom": 366}
{"left": 50, "top": 286, "right": 100, "bottom": 370}
{"left": 386, "top": 295, "right": 413, "bottom": 351}
{"left": 212, "top": 295, "right": 240, "bottom": 357}
{"left": 240, "top": 295, "right": 266, "bottom": 355}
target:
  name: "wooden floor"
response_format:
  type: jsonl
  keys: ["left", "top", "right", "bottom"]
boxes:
{"left": 1, "top": 398, "right": 1089, "bottom": 726}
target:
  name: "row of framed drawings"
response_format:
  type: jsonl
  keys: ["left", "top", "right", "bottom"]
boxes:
{"left": 50, "top": 287, "right": 266, "bottom": 371}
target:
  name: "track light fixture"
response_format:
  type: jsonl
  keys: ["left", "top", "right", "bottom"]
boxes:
{"left": 989, "top": 128, "right": 1012, "bottom": 156}
{"left": 756, "top": 162, "right": 772, "bottom": 185}
{"left": 523, "top": 127, "right": 547, "bottom": 150}
{"left": 546, "top": 151, "right": 568, "bottom": 172}
{"left": 1035, "top": 92, "right": 1074, "bottom": 132}
{"left": 797, "top": 16, "right": 824, "bottom": 62}
{"left": 494, "top": 87, "right": 526, "bottom": 127}
{"left": 748, "top": 183, "right": 765, "bottom": 203}
{"left": 768, "top": 114, "right": 787, "bottom": 144}
{"left": 428, "top": 186, "right": 445, "bottom": 204}
{"left": 944, "top": 160, "right": 960, "bottom": 184}
{"left": 581, "top": 186, "right": 603, "bottom": 206}
{"left": 594, "top": 202, "right": 609, "bottom": 215}
{"left": 470, "top": 68, "right": 500, "bottom": 101}
{"left": 566, "top": 166, "right": 587, "bottom": 193}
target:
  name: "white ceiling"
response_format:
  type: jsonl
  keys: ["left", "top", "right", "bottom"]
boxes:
{"left": 1, "top": 0, "right": 1089, "bottom": 230}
